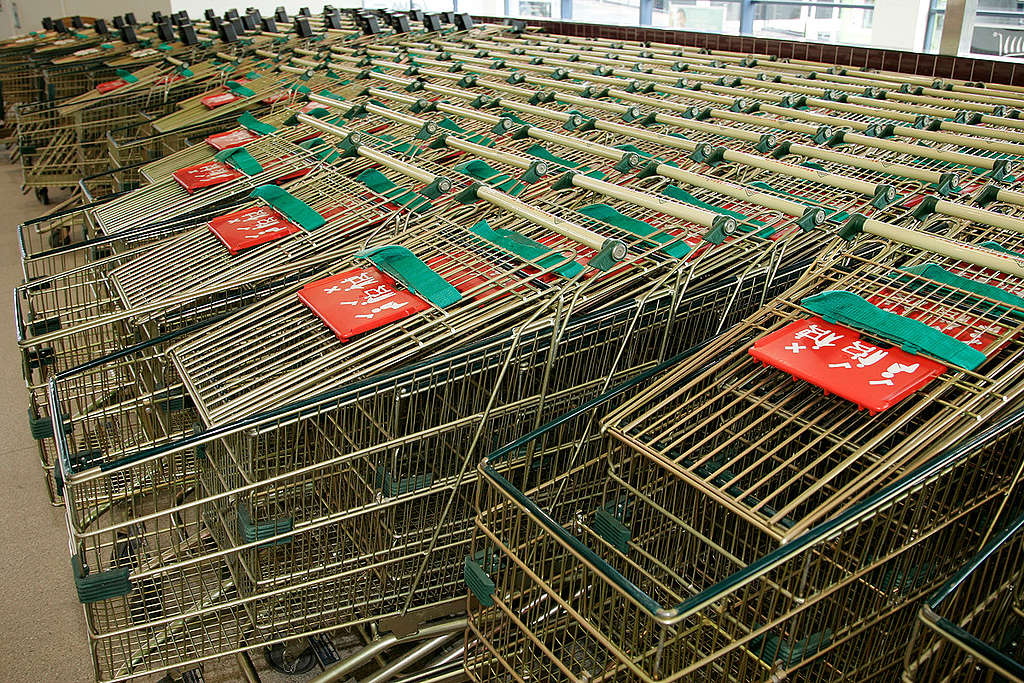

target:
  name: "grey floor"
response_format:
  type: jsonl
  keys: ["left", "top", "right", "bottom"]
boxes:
{"left": 0, "top": 160, "right": 326, "bottom": 682}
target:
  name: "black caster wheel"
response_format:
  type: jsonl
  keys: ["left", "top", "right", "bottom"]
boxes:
{"left": 263, "top": 641, "right": 317, "bottom": 675}
{"left": 34, "top": 187, "right": 49, "bottom": 205}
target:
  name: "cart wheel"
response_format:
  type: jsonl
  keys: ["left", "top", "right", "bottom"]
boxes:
{"left": 263, "top": 642, "right": 317, "bottom": 675}
{"left": 34, "top": 187, "right": 49, "bottom": 205}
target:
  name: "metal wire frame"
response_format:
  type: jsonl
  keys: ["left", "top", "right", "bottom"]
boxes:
{"left": 15, "top": 135, "right": 433, "bottom": 381}
{"left": 355, "top": 81, "right": 910, "bottom": 230}
{"left": 87, "top": 128, "right": 339, "bottom": 238}
{"left": 166, "top": 161, "right": 807, "bottom": 426}
{"left": 146, "top": 67, "right": 344, "bottom": 135}
{"left": 352, "top": 64, "right": 971, "bottom": 208}
{"left": 468, "top": 429, "right": 1023, "bottom": 683}
{"left": 901, "top": 510, "right": 1024, "bottom": 683}
{"left": 16, "top": 62, "right": 289, "bottom": 191}
{"left": 466, "top": 308, "right": 1024, "bottom": 682}
{"left": 17, "top": 98, "right": 621, "bottom": 381}
{"left": 363, "top": 36, "right": 1024, "bottom": 179}
{"left": 52, "top": 256, "right": 806, "bottom": 682}
{"left": 460, "top": 34, "right": 1024, "bottom": 143}
{"left": 18, "top": 113, "right": 624, "bottom": 503}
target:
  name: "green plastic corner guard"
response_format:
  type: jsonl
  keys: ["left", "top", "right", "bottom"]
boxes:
{"left": 593, "top": 506, "right": 631, "bottom": 554}
{"left": 213, "top": 147, "right": 263, "bottom": 176}
{"left": 376, "top": 466, "right": 433, "bottom": 496}
{"left": 250, "top": 186, "right": 325, "bottom": 231}
{"left": 114, "top": 69, "right": 138, "bottom": 83}
{"left": 750, "top": 628, "right": 833, "bottom": 667}
{"left": 355, "top": 245, "right": 462, "bottom": 308}
{"left": 237, "top": 112, "right": 276, "bottom": 135}
{"left": 469, "top": 219, "right": 583, "bottom": 278}
{"left": 801, "top": 290, "right": 987, "bottom": 370}
{"left": 237, "top": 505, "right": 293, "bottom": 546}
{"left": 899, "top": 263, "right": 1024, "bottom": 319}
{"left": 29, "top": 407, "right": 71, "bottom": 440}
{"left": 577, "top": 204, "right": 690, "bottom": 258}
{"left": 464, "top": 555, "right": 495, "bottom": 606}
{"left": 72, "top": 556, "right": 131, "bottom": 603}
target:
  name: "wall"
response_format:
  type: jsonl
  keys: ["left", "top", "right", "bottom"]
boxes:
{"left": 0, "top": 0, "right": 171, "bottom": 38}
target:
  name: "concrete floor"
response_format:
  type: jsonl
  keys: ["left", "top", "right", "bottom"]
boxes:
{"left": 0, "top": 159, "right": 331, "bottom": 682}
{"left": 0, "top": 160, "right": 96, "bottom": 683}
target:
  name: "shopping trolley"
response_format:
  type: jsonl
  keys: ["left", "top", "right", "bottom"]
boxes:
{"left": 902, "top": 510, "right": 1024, "bottom": 682}
{"left": 467, "top": 230, "right": 1024, "bottom": 682}
{"left": 51, "top": 241, "right": 809, "bottom": 682}
{"left": 47, "top": 127, "right": 823, "bottom": 680}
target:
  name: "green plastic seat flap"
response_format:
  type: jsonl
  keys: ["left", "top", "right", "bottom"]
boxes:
{"left": 524, "top": 145, "right": 604, "bottom": 179}
{"left": 898, "top": 263, "right": 1024, "bottom": 319}
{"left": 114, "top": 69, "right": 138, "bottom": 83}
{"left": 354, "top": 245, "right": 462, "bottom": 308}
{"left": 249, "top": 185, "right": 325, "bottom": 231}
{"left": 469, "top": 219, "right": 583, "bottom": 278}
{"left": 801, "top": 290, "right": 987, "bottom": 370}
{"left": 213, "top": 147, "right": 263, "bottom": 175}
{"left": 454, "top": 159, "right": 525, "bottom": 196}
{"left": 577, "top": 204, "right": 690, "bottom": 258}
{"left": 226, "top": 80, "right": 256, "bottom": 97}
{"left": 237, "top": 111, "right": 276, "bottom": 135}
{"left": 356, "top": 169, "right": 433, "bottom": 213}
{"left": 661, "top": 184, "right": 774, "bottom": 237}
{"left": 748, "top": 180, "right": 849, "bottom": 223}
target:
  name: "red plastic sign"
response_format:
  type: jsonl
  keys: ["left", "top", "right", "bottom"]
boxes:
{"left": 208, "top": 206, "right": 302, "bottom": 254}
{"left": 749, "top": 317, "right": 945, "bottom": 414}
{"left": 298, "top": 268, "right": 431, "bottom": 341}
{"left": 261, "top": 89, "right": 291, "bottom": 104}
{"left": 205, "top": 128, "right": 259, "bottom": 150}
{"left": 202, "top": 92, "right": 241, "bottom": 109}
{"left": 96, "top": 79, "right": 127, "bottom": 93}
{"left": 172, "top": 161, "right": 243, "bottom": 193}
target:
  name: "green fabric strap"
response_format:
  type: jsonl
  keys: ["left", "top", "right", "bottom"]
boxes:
{"left": 356, "top": 169, "right": 432, "bottom": 213}
{"left": 899, "top": 263, "right": 1024, "bottom": 318}
{"left": 577, "top": 204, "right": 690, "bottom": 258}
{"left": 470, "top": 219, "right": 583, "bottom": 278}
{"left": 454, "top": 159, "right": 524, "bottom": 196}
{"left": 226, "top": 80, "right": 255, "bottom": 97}
{"left": 525, "top": 145, "right": 604, "bottom": 179}
{"left": 661, "top": 184, "right": 773, "bottom": 237}
{"left": 250, "top": 185, "right": 325, "bottom": 231}
{"left": 801, "top": 290, "right": 987, "bottom": 370}
{"left": 237, "top": 111, "right": 276, "bottom": 135}
{"left": 213, "top": 147, "right": 263, "bottom": 175}
{"left": 115, "top": 69, "right": 138, "bottom": 83}
{"left": 749, "top": 180, "right": 849, "bottom": 223}
{"left": 355, "top": 245, "right": 462, "bottom": 308}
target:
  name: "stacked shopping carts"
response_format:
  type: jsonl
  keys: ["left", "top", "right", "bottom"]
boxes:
{"left": 7, "top": 8, "right": 1024, "bottom": 682}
